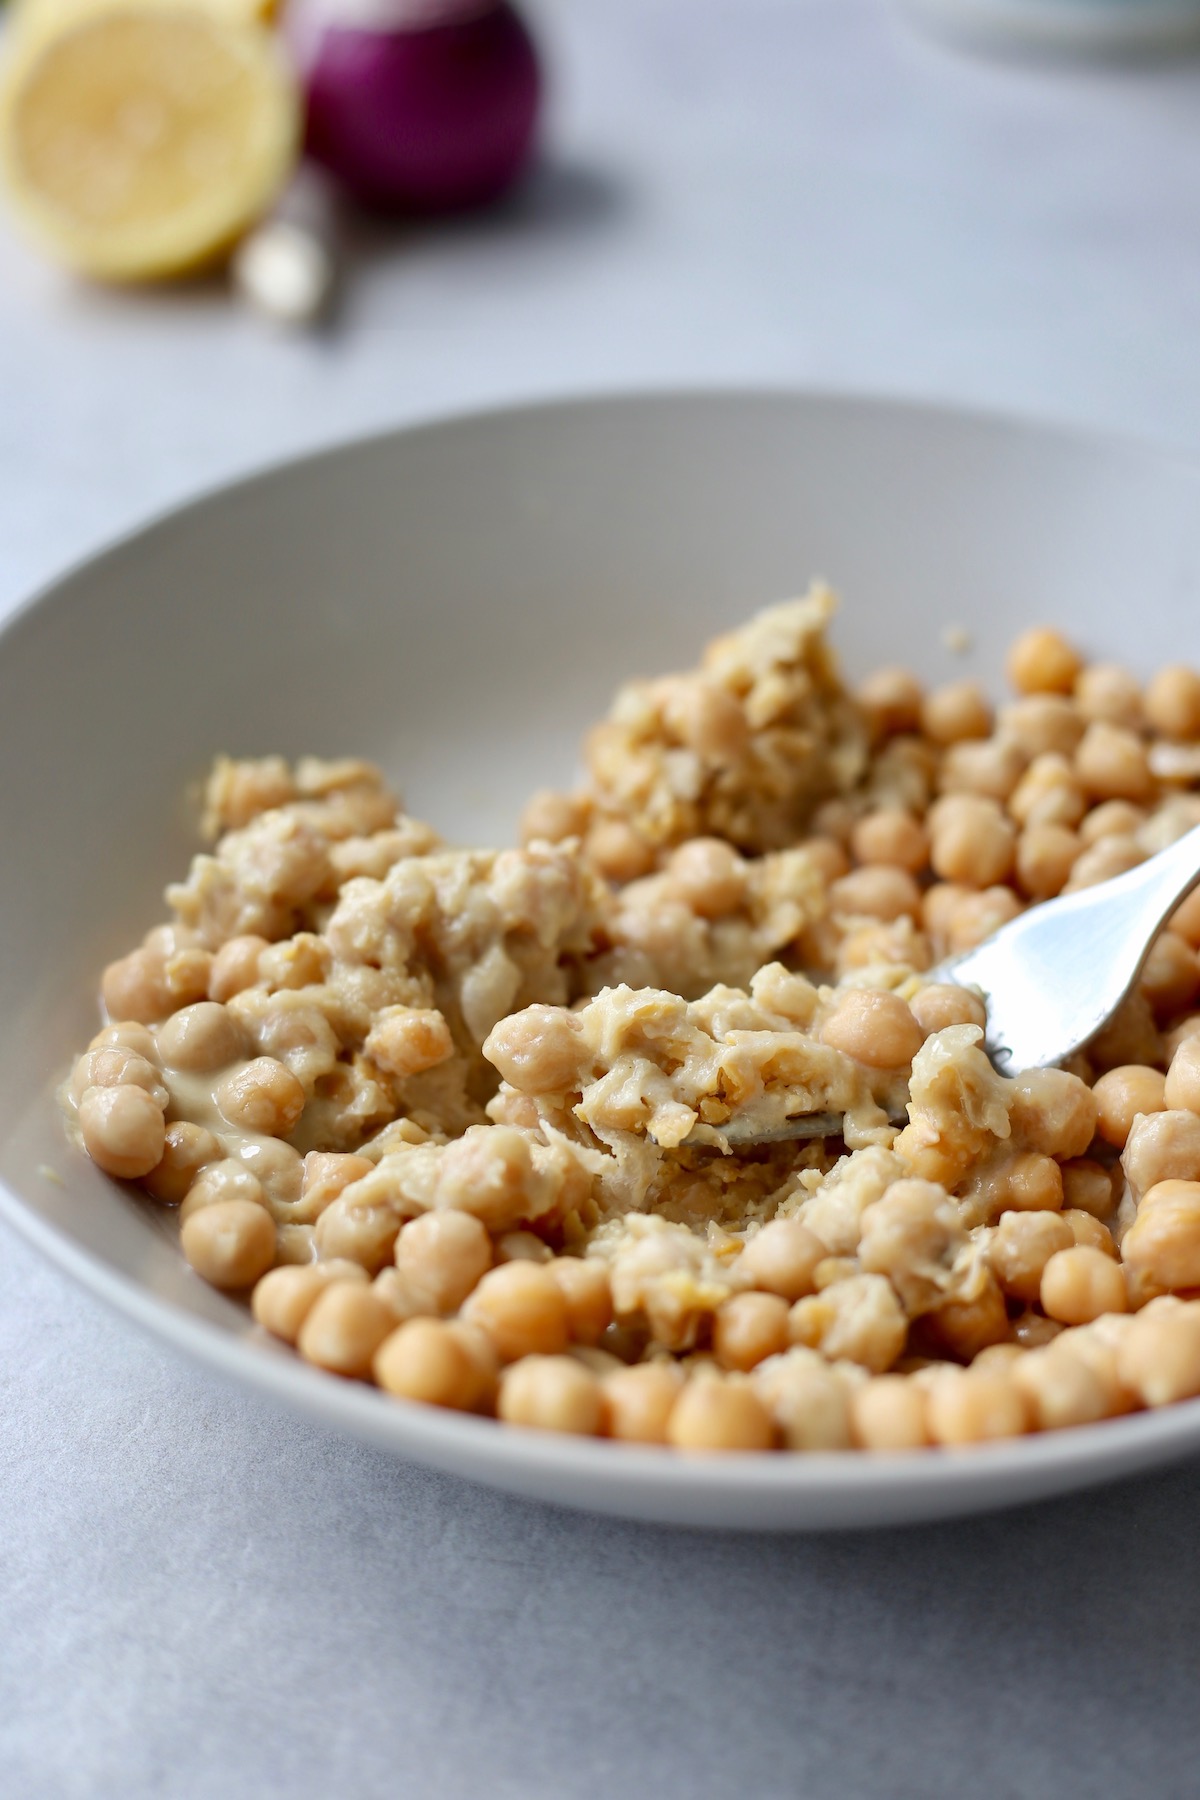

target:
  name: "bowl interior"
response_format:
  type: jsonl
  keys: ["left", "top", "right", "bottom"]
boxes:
{"left": 3, "top": 391, "right": 1200, "bottom": 1525}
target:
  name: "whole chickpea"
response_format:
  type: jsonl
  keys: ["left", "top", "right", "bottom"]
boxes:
{"left": 1075, "top": 722, "right": 1155, "bottom": 804}
{"left": 296, "top": 1280, "right": 396, "bottom": 1378}
{"left": 393, "top": 1210, "right": 493, "bottom": 1317}
{"left": 1007, "top": 755, "right": 1086, "bottom": 830}
{"left": 365, "top": 1008, "right": 454, "bottom": 1079}
{"left": 70, "top": 1043, "right": 167, "bottom": 1110}
{"left": 156, "top": 1001, "right": 247, "bottom": 1074}
{"left": 1122, "top": 1110, "right": 1200, "bottom": 1197}
{"left": 483, "top": 1008, "right": 585, "bottom": 1096}
{"left": 1062, "top": 1209, "right": 1117, "bottom": 1256}
{"left": 828, "top": 866, "right": 922, "bottom": 924}
{"left": 1170, "top": 890, "right": 1200, "bottom": 949}
{"left": 1141, "top": 932, "right": 1200, "bottom": 1021}
{"left": 1117, "top": 1305, "right": 1200, "bottom": 1406}
{"left": 850, "top": 1375, "right": 930, "bottom": 1450}
{"left": 850, "top": 810, "right": 929, "bottom": 874}
{"left": 999, "top": 694, "right": 1085, "bottom": 759}
{"left": 819, "top": 989, "right": 924, "bottom": 1070}
{"left": 90, "top": 1020, "right": 158, "bottom": 1060}
{"left": 101, "top": 946, "right": 170, "bottom": 1025}
{"left": 1145, "top": 666, "right": 1200, "bottom": 741}
{"left": 1078, "top": 800, "right": 1147, "bottom": 846}
{"left": 375, "top": 1318, "right": 495, "bottom": 1411}
{"left": 461, "top": 1261, "right": 570, "bottom": 1362}
{"left": 713, "top": 1292, "right": 790, "bottom": 1372}
{"left": 1006, "top": 627, "right": 1082, "bottom": 697}
{"left": 518, "top": 788, "right": 591, "bottom": 846}
{"left": 926, "top": 1368, "right": 1029, "bottom": 1444}
{"left": 299, "top": 1152, "right": 375, "bottom": 1222}
{"left": 251, "top": 1260, "right": 366, "bottom": 1342}
{"left": 547, "top": 1257, "right": 613, "bottom": 1346}
{"left": 1092, "top": 1065, "right": 1167, "bottom": 1150}
{"left": 1008, "top": 1066, "right": 1098, "bottom": 1161}
{"left": 938, "top": 738, "right": 1027, "bottom": 804}
{"left": 217, "top": 1058, "right": 306, "bottom": 1136}
{"left": 858, "top": 668, "right": 924, "bottom": 738}
{"left": 666, "top": 1373, "right": 776, "bottom": 1452}
{"left": 585, "top": 819, "right": 656, "bottom": 884}
{"left": 78, "top": 1084, "right": 165, "bottom": 1180}
{"left": 1165, "top": 1037, "right": 1200, "bottom": 1115}
{"left": 1040, "top": 1246, "right": 1128, "bottom": 1325}
{"left": 920, "top": 680, "right": 992, "bottom": 746}
{"left": 143, "top": 1121, "right": 223, "bottom": 1204}
{"left": 181, "top": 1198, "right": 276, "bottom": 1289}
{"left": 923, "top": 1274, "right": 1011, "bottom": 1361}
{"left": 602, "top": 1362, "right": 684, "bottom": 1443}
{"left": 909, "top": 984, "right": 987, "bottom": 1035}
{"left": 498, "top": 1355, "right": 604, "bottom": 1435}
{"left": 207, "top": 934, "right": 269, "bottom": 1003}
{"left": 178, "top": 1158, "right": 267, "bottom": 1223}
{"left": 663, "top": 677, "right": 749, "bottom": 760}
{"left": 738, "top": 1218, "right": 825, "bottom": 1302}
{"left": 663, "top": 838, "right": 746, "bottom": 917}
{"left": 1060, "top": 1158, "right": 1118, "bottom": 1221}
{"left": 1011, "top": 1344, "right": 1113, "bottom": 1431}
{"left": 1075, "top": 663, "right": 1143, "bottom": 731}
{"left": 1120, "top": 1180, "right": 1200, "bottom": 1291}
{"left": 930, "top": 794, "right": 1015, "bottom": 888}
{"left": 434, "top": 1127, "right": 539, "bottom": 1233}
{"left": 1015, "top": 824, "right": 1079, "bottom": 900}
{"left": 944, "top": 886, "right": 1024, "bottom": 955}
{"left": 988, "top": 1211, "right": 1075, "bottom": 1304}
{"left": 994, "top": 1151, "right": 1065, "bottom": 1215}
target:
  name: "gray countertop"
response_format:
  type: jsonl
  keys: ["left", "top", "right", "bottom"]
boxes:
{"left": 4, "top": 3, "right": 1200, "bottom": 1794}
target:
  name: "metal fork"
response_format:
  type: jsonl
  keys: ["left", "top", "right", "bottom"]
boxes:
{"left": 686, "top": 822, "right": 1200, "bottom": 1150}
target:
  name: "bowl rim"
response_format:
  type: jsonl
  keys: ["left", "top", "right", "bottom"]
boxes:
{"left": 6, "top": 383, "right": 1200, "bottom": 1523}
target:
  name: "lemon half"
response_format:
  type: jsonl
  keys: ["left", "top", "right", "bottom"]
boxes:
{"left": 0, "top": 6, "right": 300, "bottom": 280}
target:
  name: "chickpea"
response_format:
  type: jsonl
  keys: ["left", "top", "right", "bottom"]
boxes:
{"left": 850, "top": 810, "right": 929, "bottom": 874}
{"left": 495, "top": 1355, "right": 602, "bottom": 1434}
{"left": 495, "top": 1230, "right": 553, "bottom": 1264}
{"left": 547, "top": 1257, "right": 613, "bottom": 1346}
{"left": 938, "top": 737, "right": 1027, "bottom": 804}
{"left": 753, "top": 1355, "right": 853, "bottom": 1450}
{"left": 923, "top": 1274, "right": 1011, "bottom": 1361}
{"left": 819, "top": 989, "right": 924, "bottom": 1070}
{"left": 1141, "top": 932, "right": 1200, "bottom": 1020}
{"left": 181, "top": 1198, "right": 276, "bottom": 1290}
{"left": 1066, "top": 834, "right": 1146, "bottom": 893}
{"left": 78, "top": 1083, "right": 165, "bottom": 1180}
{"left": 1170, "top": 890, "right": 1200, "bottom": 949}
{"left": 585, "top": 818, "right": 655, "bottom": 884}
{"left": 922, "top": 881, "right": 972, "bottom": 941}
{"left": 1008, "top": 1067, "right": 1098, "bottom": 1161}
{"left": 929, "top": 794, "right": 1016, "bottom": 887}
{"left": 663, "top": 838, "right": 746, "bottom": 917}
{"left": 944, "top": 886, "right": 1023, "bottom": 954}
{"left": 207, "top": 934, "right": 269, "bottom": 1003}
{"left": 858, "top": 667, "right": 924, "bottom": 738}
{"left": 143, "top": 1121, "right": 222, "bottom": 1204}
{"left": 1061, "top": 1158, "right": 1117, "bottom": 1221}
{"left": 1075, "top": 722, "right": 1154, "bottom": 804}
{"left": 434, "top": 1127, "right": 541, "bottom": 1233}
{"left": 1011, "top": 1311, "right": 1064, "bottom": 1350}
{"left": 101, "top": 946, "right": 171, "bottom": 1025}
{"left": 1078, "top": 800, "right": 1147, "bottom": 846}
{"left": 90, "top": 1020, "right": 158, "bottom": 1060}
{"left": 1092, "top": 1065, "right": 1167, "bottom": 1150}
{"left": 602, "top": 1362, "right": 684, "bottom": 1443}
{"left": 393, "top": 1210, "right": 492, "bottom": 1317}
{"left": 789, "top": 1274, "right": 908, "bottom": 1373}
{"left": 1006, "top": 627, "right": 1082, "bottom": 697}
{"left": 920, "top": 680, "right": 992, "bottom": 746}
{"left": 251, "top": 1260, "right": 366, "bottom": 1343}
{"left": 1075, "top": 663, "right": 1143, "bottom": 730}
{"left": 803, "top": 835, "right": 852, "bottom": 883}
{"left": 1007, "top": 755, "right": 1086, "bottom": 830}
{"left": 217, "top": 1057, "right": 306, "bottom": 1136}
{"left": 1015, "top": 824, "right": 1079, "bottom": 900}
{"left": 1166, "top": 1036, "right": 1200, "bottom": 1115}
{"left": 909, "top": 983, "right": 987, "bottom": 1035}
{"left": 712, "top": 1292, "right": 790, "bottom": 1372}
{"left": 1061, "top": 1209, "right": 1116, "bottom": 1256}
{"left": 1011, "top": 1344, "right": 1113, "bottom": 1431}
{"left": 296, "top": 1280, "right": 396, "bottom": 1378}
{"left": 1121, "top": 1181, "right": 1200, "bottom": 1290}
{"left": 994, "top": 1151, "right": 1065, "bottom": 1214}
{"left": 1040, "top": 1246, "right": 1128, "bottom": 1325}
{"left": 662, "top": 677, "right": 749, "bottom": 760}
{"left": 988, "top": 1211, "right": 1075, "bottom": 1304}
{"left": 461, "top": 1261, "right": 570, "bottom": 1363}
{"left": 299, "top": 1152, "right": 375, "bottom": 1223}
{"left": 483, "top": 1008, "right": 584, "bottom": 1096}
{"left": 738, "top": 1218, "right": 825, "bottom": 1302}
{"left": 926, "top": 1369, "right": 1029, "bottom": 1444}
{"left": 1122, "top": 1110, "right": 1200, "bottom": 1197}
{"left": 375, "top": 1319, "right": 495, "bottom": 1411}
{"left": 156, "top": 1000, "right": 245, "bottom": 1073}
{"left": 972, "top": 1343, "right": 1025, "bottom": 1372}
{"left": 828, "top": 866, "right": 922, "bottom": 923}
{"left": 850, "top": 1375, "right": 930, "bottom": 1451}
{"left": 1117, "top": 1306, "right": 1200, "bottom": 1406}
{"left": 666, "top": 1373, "right": 776, "bottom": 1452}
{"left": 1145, "top": 665, "right": 1200, "bottom": 741}
{"left": 237, "top": 1138, "right": 303, "bottom": 1207}
{"left": 365, "top": 1007, "right": 453, "bottom": 1079}
{"left": 178, "top": 1158, "right": 267, "bottom": 1224}
{"left": 518, "top": 788, "right": 591, "bottom": 846}
{"left": 999, "top": 694, "right": 1085, "bottom": 759}
{"left": 1089, "top": 993, "right": 1164, "bottom": 1074}
{"left": 312, "top": 1194, "right": 401, "bottom": 1273}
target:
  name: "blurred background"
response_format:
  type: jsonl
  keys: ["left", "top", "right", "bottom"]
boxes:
{"left": 2, "top": 0, "right": 1200, "bottom": 628}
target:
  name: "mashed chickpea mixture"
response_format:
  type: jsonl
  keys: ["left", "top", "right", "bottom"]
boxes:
{"left": 63, "top": 587, "right": 1200, "bottom": 1453}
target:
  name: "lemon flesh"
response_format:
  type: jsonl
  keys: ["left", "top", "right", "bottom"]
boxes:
{"left": 0, "top": 10, "right": 299, "bottom": 280}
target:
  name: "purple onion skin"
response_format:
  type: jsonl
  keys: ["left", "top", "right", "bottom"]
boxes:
{"left": 305, "top": 4, "right": 542, "bottom": 214}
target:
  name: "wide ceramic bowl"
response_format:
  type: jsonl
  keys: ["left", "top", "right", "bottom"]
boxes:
{"left": 4, "top": 390, "right": 1200, "bottom": 1529}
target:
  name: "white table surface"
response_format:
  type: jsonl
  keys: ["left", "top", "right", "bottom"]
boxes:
{"left": 5, "top": 3, "right": 1200, "bottom": 1794}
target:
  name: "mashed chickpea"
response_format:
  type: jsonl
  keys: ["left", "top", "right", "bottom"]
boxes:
{"left": 63, "top": 597, "right": 1200, "bottom": 1458}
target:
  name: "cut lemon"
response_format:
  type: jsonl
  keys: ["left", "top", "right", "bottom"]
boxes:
{"left": 9, "top": 0, "right": 284, "bottom": 44}
{"left": 0, "top": 6, "right": 300, "bottom": 280}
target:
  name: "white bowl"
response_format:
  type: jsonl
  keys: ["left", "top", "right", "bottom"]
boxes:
{"left": 4, "top": 390, "right": 1200, "bottom": 1530}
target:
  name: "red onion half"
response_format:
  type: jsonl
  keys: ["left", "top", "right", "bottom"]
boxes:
{"left": 303, "top": 1, "right": 542, "bottom": 213}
